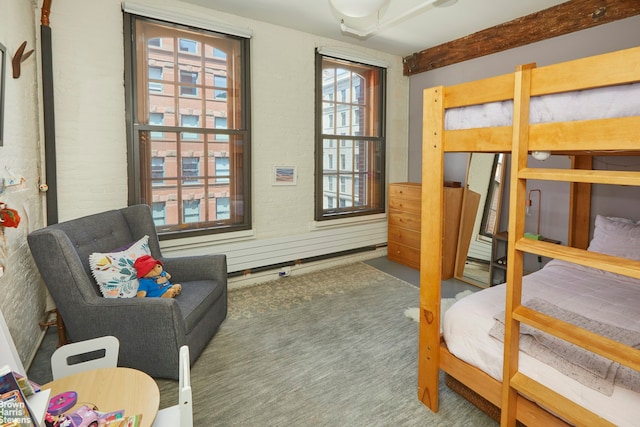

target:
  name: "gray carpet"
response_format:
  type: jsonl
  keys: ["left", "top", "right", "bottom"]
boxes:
{"left": 155, "top": 262, "right": 497, "bottom": 426}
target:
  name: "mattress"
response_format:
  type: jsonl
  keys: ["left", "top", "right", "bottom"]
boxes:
{"left": 445, "top": 82, "right": 640, "bottom": 130}
{"left": 443, "top": 259, "right": 640, "bottom": 426}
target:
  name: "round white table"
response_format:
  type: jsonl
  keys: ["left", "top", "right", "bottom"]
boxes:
{"left": 42, "top": 367, "right": 160, "bottom": 427}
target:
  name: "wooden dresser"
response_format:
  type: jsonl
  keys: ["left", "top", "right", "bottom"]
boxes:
{"left": 387, "top": 182, "right": 464, "bottom": 278}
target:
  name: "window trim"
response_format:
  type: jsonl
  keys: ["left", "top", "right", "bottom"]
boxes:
{"left": 314, "top": 51, "right": 386, "bottom": 221}
{"left": 123, "top": 12, "right": 252, "bottom": 240}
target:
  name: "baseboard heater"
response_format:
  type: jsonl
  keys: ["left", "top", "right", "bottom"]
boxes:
{"left": 227, "top": 244, "right": 384, "bottom": 278}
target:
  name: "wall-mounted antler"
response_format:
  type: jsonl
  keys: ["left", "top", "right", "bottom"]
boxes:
{"left": 12, "top": 41, "right": 35, "bottom": 79}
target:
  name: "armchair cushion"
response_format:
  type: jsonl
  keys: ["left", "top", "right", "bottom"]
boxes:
{"left": 89, "top": 235, "right": 150, "bottom": 298}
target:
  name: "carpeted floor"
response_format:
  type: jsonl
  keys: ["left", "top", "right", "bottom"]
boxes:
{"left": 153, "top": 262, "right": 497, "bottom": 426}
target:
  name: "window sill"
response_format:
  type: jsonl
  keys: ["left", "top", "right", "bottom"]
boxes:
{"left": 310, "top": 213, "right": 387, "bottom": 231}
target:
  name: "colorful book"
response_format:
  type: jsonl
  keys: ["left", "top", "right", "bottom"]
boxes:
{"left": 0, "top": 366, "right": 38, "bottom": 427}
{"left": 103, "top": 414, "right": 142, "bottom": 427}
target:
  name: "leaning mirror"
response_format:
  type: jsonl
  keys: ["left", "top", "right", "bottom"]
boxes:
{"left": 454, "top": 153, "right": 505, "bottom": 288}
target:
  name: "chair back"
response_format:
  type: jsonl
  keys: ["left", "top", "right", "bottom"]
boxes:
{"left": 51, "top": 336, "right": 120, "bottom": 380}
{"left": 152, "top": 345, "right": 192, "bottom": 427}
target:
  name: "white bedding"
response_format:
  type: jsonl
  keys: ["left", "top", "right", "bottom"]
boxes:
{"left": 443, "top": 259, "right": 640, "bottom": 426}
{"left": 445, "top": 82, "right": 640, "bottom": 130}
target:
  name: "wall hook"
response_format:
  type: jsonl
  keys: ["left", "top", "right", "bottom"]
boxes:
{"left": 12, "top": 41, "right": 34, "bottom": 79}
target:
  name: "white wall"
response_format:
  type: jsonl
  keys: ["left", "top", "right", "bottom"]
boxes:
{"left": 49, "top": 0, "right": 408, "bottom": 241}
{"left": 0, "top": 0, "right": 48, "bottom": 369}
{"left": 0, "top": 0, "right": 409, "bottom": 366}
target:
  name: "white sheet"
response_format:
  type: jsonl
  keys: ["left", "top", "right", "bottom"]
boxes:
{"left": 445, "top": 83, "right": 640, "bottom": 130}
{"left": 443, "top": 259, "right": 640, "bottom": 427}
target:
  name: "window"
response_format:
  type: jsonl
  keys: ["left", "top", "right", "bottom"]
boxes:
{"left": 149, "top": 113, "right": 164, "bottom": 139}
{"left": 214, "top": 75, "right": 227, "bottom": 100}
{"left": 216, "top": 197, "right": 230, "bottom": 219}
{"left": 180, "top": 70, "right": 198, "bottom": 96}
{"left": 151, "top": 157, "right": 165, "bottom": 184}
{"left": 152, "top": 202, "right": 166, "bottom": 225}
{"left": 148, "top": 66, "right": 163, "bottom": 92}
{"left": 182, "top": 157, "right": 200, "bottom": 184}
{"left": 124, "top": 14, "right": 251, "bottom": 237}
{"left": 183, "top": 199, "right": 201, "bottom": 223}
{"left": 179, "top": 38, "right": 197, "bottom": 53}
{"left": 181, "top": 114, "right": 199, "bottom": 140}
{"left": 213, "top": 48, "right": 227, "bottom": 59}
{"left": 215, "top": 157, "right": 229, "bottom": 183}
{"left": 315, "top": 52, "right": 385, "bottom": 220}
{"left": 214, "top": 117, "right": 228, "bottom": 141}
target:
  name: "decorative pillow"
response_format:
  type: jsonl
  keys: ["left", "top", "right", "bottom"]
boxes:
{"left": 89, "top": 235, "right": 151, "bottom": 298}
{"left": 587, "top": 215, "right": 640, "bottom": 261}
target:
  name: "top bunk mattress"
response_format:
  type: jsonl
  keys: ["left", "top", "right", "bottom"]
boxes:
{"left": 445, "top": 82, "right": 640, "bottom": 130}
{"left": 443, "top": 259, "right": 640, "bottom": 426}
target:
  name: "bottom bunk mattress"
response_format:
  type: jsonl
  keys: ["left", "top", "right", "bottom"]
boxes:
{"left": 443, "top": 259, "right": 640, "bottom": 426}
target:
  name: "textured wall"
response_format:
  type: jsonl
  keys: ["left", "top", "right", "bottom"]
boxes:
{"left": 0, "top": 0, "right": 48, "bottom": 367}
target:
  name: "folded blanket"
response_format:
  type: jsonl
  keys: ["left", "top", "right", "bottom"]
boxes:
{"left": 490, "top": 298, "right": 640, "bottom": 396}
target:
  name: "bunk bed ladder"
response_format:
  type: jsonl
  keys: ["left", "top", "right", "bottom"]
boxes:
{"left": 501, "top": 64, "right": 640, "bottom": 427}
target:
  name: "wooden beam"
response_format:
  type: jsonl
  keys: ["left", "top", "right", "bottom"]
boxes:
{"left": 403, "top": 0, "right": 640, "bottom": 76}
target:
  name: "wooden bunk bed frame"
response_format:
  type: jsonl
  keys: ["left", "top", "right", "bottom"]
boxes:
{"left": 418, "top": 45, "right": 640, "bottom": 426}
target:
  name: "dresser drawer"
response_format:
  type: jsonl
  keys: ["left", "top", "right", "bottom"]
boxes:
{"left": 388, "top": 209, "right": 421, "bottom": 232}
{"left": 388, "top": 225, "right": 421, "bottom": 249}
{"left": 388, "top": 196, "right": 421, "bottom": 214}
{"left": 387, "top": 241, "right": 420, "bottom": 270}
{"left": 389, "top": 183, "right": 421, "bottom": 201}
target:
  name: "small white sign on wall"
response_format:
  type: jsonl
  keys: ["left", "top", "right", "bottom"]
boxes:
{"left": 272, "top": 166, "right": 297, "bottom": 186}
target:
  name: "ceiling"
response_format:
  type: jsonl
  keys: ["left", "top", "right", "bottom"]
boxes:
{"left": 182, "top": 0, "right": 568, "bottom": 57}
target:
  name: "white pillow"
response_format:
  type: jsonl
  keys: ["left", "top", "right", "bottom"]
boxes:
{"left": 587, "top": 215, "right": 640, "bottom": 261}
{"left": 89, "top": 235, "right": 150, "bottom": 298}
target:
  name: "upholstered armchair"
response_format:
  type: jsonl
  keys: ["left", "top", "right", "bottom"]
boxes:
{"left": 27, "top": 204, "right": 227, "bottom": 379}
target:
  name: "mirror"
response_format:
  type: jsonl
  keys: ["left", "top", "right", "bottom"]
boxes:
{"left": 454, "top": 153, "right": 506, "bottom": 288}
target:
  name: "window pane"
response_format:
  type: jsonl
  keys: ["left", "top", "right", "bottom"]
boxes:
{"left": 183, "top": 199, "right": 201, "bottom": 223}
{"left": 179, "top": 70, "right": 198, "bottom": 96}
{"left": 179, "top": 38, "right": 197, "bottom": 53}
{"left": 128, "top": 16, "right": 250, "bottom": 235}
{"left": 149, "top": 113, "right": 164, "bottom": 139}
{"left": 215, "top": 157, "right": 229, "bottom": 183}
{"left": 181, "top": 156, "right": 200, "bottom": 184}
{"left": 181, "top": 115, "right": 199, "bottom": 140}
{"left": 148, "top": 66, "right": 163, "bottom": 92}
{"left": 216, "top": 197, "right": 230, "bottom": 219}
{"left": 152, "top": 202, "right": 166, "bottom": 225}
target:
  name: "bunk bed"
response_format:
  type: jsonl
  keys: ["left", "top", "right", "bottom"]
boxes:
{"left": 418, "top": 45, "right": 640, "bottom": 427}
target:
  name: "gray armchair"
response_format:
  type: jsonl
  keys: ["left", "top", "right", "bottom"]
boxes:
{"left": 27, "top": 204, "right": 227, "bottom": 379}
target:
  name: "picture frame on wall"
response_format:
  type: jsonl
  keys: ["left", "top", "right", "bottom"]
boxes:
{"left": 272, "top": 166, "right": 297, "bottom": 186}
{"left": 0, "top": 42, "right": 5, "bottom": 146}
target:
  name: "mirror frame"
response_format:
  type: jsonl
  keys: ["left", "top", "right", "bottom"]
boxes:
{"left": 454, "top": 153, "right": 506, "bottom": 288}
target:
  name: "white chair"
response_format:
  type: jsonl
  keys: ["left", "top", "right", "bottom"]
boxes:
{"left": 50, "top": 336, "right": 119, "bottom": 380}
{"left": 152, "top": 345, "right": 192, "bottom": 427}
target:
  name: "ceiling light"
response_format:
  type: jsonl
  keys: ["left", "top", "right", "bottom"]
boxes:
{"left": 329, "top": 0, "right": 387, "bottom": 18}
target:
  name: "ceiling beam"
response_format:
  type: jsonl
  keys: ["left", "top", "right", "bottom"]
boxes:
{"left": 403, "top": 0, "right": 640, "bottom": 76}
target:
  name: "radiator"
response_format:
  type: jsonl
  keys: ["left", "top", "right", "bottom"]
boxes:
{"left": 161, "top": 221, "right": 387, "bottom": 274}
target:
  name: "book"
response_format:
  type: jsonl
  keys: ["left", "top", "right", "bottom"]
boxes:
{"left": 103, "top": 414, "right": 142, "bottom": 427}
{"left": 0, "top": 366, "right": 38, "bottom": 427}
